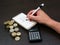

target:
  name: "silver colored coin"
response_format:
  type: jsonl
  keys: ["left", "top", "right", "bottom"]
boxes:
{"left": 15, "top": 37, "right": 20, "bottom": 41}
{"left": 14, "top": 28, "right": 19, "bottom": 31}
{"left": 9, "top": 29, "right": 14, "bottom": 32}
{"left": 16, "top": 32, "right": 21, "bottom": 36}
{"left": 13, "top": 23, "right": 18, "bottom": 27}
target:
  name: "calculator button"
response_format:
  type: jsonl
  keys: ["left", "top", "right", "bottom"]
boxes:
{"left": 29, "top": 32, "right": 41, "bottom": 41}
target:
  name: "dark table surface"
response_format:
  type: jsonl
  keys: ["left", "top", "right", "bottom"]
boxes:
{"left": 0, "top": 0, "right": 60, "bottom": 45}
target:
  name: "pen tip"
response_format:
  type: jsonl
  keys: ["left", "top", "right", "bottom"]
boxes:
{"left": 40, "top": 3, "right": 44, "bottom": 7}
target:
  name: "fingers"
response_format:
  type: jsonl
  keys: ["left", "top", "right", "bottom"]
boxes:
{"left": 27, "top": 14, "right": 38, "bottom": 22}
{"left": 27, "top": 10, "right": 39, "bottom": 21}
{"left": 27, "top": 10, "right": 34, "bottom": 19}
{"left": 27, "top": 10, "right": 36, "bottom": 20}
{"left": 27, "top": 10, "right": 34, "bottom": 15}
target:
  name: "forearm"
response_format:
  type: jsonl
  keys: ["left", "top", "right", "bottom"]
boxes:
{"left": 45, "top": 19, "right": 60, "bottom": 34}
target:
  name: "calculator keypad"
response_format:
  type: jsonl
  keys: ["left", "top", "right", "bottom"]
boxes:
{"left": 29, "top": 31, "right": 41, "bottom": 41}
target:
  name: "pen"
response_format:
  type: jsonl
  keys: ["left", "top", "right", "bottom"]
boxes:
{"left": 31, "top": 3, "right": 44, "bottom": 15}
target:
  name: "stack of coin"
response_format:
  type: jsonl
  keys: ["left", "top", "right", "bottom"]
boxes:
{"left": 4, "top": 20, "right": 21, "bottom": 41}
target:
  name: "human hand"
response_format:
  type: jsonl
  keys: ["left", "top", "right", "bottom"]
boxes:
{"left": 27, "top": 9, "right": 60, "bottom": 34}
{"left": 27, "top": 9, "right": 52, "bottom": 24}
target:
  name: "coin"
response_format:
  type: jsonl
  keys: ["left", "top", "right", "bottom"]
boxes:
{"left": 9, "top": 29, "right": 14, "bottom": 32}
{"left": 8, "top": 22, "right": 13, "bottom": 25}
{"left": 4, "top": 22, "right": 8, "bottom": 25}
{"left": 16, "top": 32, "right": 21, "bottom": 36}
{"left": 4, "top": 21, "right": 10, "bottom": 25}
{"left": 10, "top": 20, "right": 15, "bottom": 23}
{"left": 11, "top": 32, "right": 17, "bottom": 37}
{"left": 14, "top": 27, "right": 19, "bottom": 31}
{"left": 13, "top": 23, "right": 18, "bottom": 27}
{"left": 15, "top": 36, "right": 20, "bottom": 41}
{"left": 9, "top": 26, "right": 14, "bottom": 29}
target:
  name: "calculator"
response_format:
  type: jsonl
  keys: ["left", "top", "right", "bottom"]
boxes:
{"left": 28, "top": 24, "right": 42, "bottom": 42}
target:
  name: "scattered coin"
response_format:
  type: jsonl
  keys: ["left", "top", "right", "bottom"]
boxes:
{"left": 11, "top": 32, "right": 17, "bottom": 37}
{"left": 16, "top": 32, "right": 21, "bottom": 36}
{"left": 4, "top": 20, "right": 21, "bottom": 41}
{"left": 10, "top": 20, "right": 15, "bottom": 23}
{"left": 8, "top": 22, "right": 13, "bottom": 25}
{"left": 14, "top": 27, "right": 19, "bottom": 31}
{"left": 4, "top": 21, "right": 10, "bottom": 25}
{"left": 9, "top": 26, "right": 14, "bottom": 29}
{"left": 9, "top": 29, "right": 14, "bottom": 32}
{"left": 13, "top": 23, "right": 18, "bottom": 27}
{"left": 15, "top": 36, "right": 20, "bottom": 41}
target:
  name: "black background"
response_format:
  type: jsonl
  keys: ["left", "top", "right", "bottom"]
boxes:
{"left": 0, "top": 0, "right": 60, "bottom": 45}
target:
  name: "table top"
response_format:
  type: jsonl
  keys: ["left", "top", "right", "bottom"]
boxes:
{"left": 0, "top": 0, "right": 60, "bottom": 45}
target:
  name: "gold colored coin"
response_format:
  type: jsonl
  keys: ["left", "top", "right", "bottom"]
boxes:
{"left": 11, "top": 32, "right": 17, "bottom": 37}
{"left": 8, "top": 22, "right": 13, "bottom": 25}
{"left": 4, "top": 21, "right": 10, "bottom": 25}
{"left": 10, "top": 20, "right": 15, "bottom": 23}
{"left": 9, "top": 26, "right": 14, "bottom": 29}
{"left": 4, "top": 22, "right": 8, "bottom": 25}
{"left": 8, "top": 20, "right": 15, "bottom": 25}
